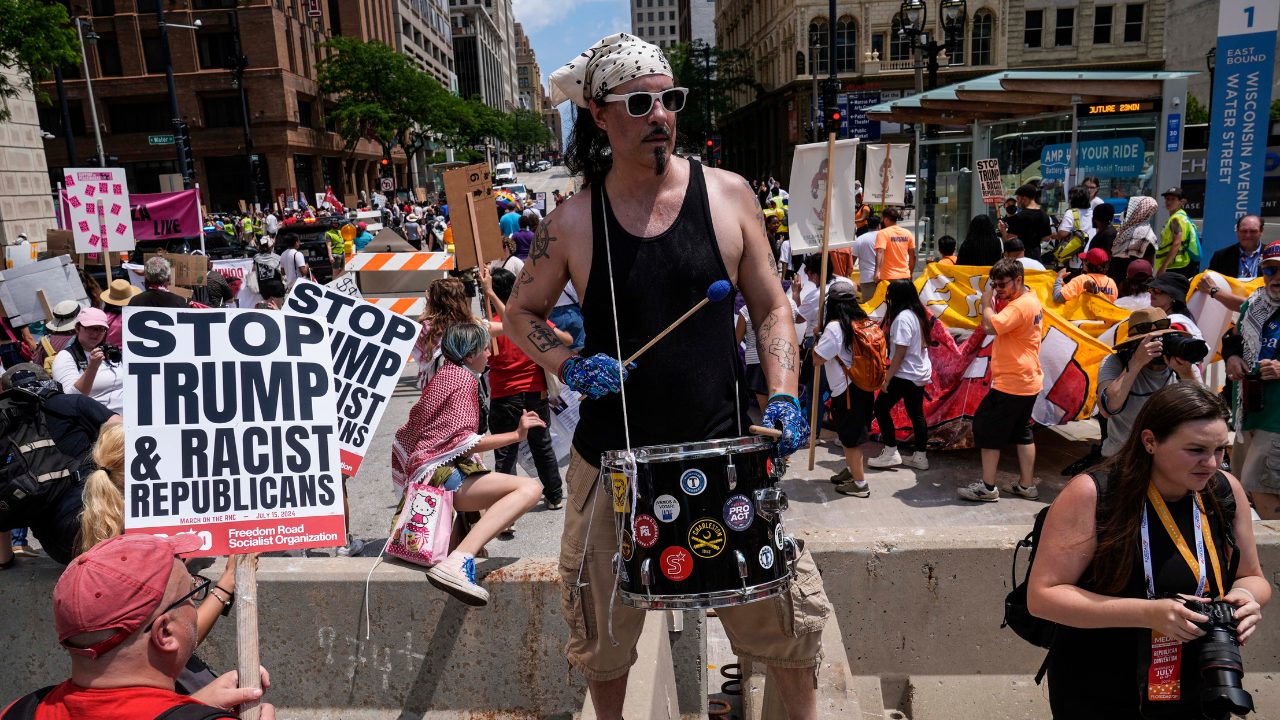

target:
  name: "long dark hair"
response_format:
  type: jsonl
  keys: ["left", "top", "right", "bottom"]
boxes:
{"left": 824, "top": 291, "right": 867, "bottom": 352}
{"left": 565, "top": 103, "right": 612, "bottom": 187}
{"left": 1085, "top": 383, "right": 1231, "bottom": 594}
{"left": 957, "top": 214, "right": 1004, "bottom": 266}
{"left": 884, "top": 278, "right": 936, "bottom": 346}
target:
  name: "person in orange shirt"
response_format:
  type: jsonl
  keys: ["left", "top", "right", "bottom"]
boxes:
{"left": 873, "top": 207, "right": 916, "bottom": 282}
{"left": 854, "top": 191, "right": 870, "bottom": 235}
{"left": 960, "top": 258, "right": 1043, "bottom": 503}
{"left": 1053, "top": 248, "right": 1118, "bottom": 303}
{"left": 933, "top": 236, "right": 958, "bottom": 266}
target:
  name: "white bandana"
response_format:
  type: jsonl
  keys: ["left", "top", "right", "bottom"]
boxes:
{"left": 548, "top": 33, "right": 673, "bottom": 109}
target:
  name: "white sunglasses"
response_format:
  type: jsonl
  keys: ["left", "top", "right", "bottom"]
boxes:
{"left": 602, "top": 87, "right": 688, "bottom": 117}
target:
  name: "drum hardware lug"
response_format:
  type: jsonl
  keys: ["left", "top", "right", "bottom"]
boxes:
{"left": 783, "top": 535, "right": 800, "bottom": 575}
{"left": 753, "top": 488, "right": 789, "bottom": 520}
{"left": 726, "top": 458, "right": 738, "bottom": 490}
{"left": 640, "top": 558, "right": 654, "bottom": 593}
{"left": 734, "top": 550, "right": 749, "bottom": 595}
{"left": 612, "top": 552, "right": 623, "bottom": 577}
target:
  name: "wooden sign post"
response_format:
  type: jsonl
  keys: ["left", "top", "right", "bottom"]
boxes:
{"left": 465, "top": 192, "right": 500, "bottom": 356}
{"left": 236, "top": 554, "right": 262, "bottom": 720}
{"left": 807, "top": 131, "right": 839, "bottom": 471}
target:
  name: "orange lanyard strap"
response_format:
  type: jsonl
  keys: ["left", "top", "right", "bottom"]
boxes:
{"left": 1146, "top": 484, "right": 1225, "bottom": 599}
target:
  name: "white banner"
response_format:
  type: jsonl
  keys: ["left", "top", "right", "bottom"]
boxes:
{"left": 122, "top": 307, "right": 345, "bottom": 556}
{"left": 862, "top": 144, "right": 911, "bottom": 206}
{"left": 786, "top": 138, "right": 860, "bottom": 254}
{"left": 62, "top": 168, "right": 136, "bottom": 253}
{"left": 283, "top": 279, "right": 420, "bottom": 476}
{"left": 211, "top": 258, "right": 259, "bottom": 308}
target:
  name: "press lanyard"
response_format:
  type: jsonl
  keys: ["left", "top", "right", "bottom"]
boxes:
{"left": 1140, "top": 484, "right": 1225, "bottom": 600}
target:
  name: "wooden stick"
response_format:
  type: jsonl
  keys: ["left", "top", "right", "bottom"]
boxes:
{"left": 235, "top": 554, "right": 262, "bottom": 720}
{"left": 36, "top": 289, "right": 54, "bottom": 324}
{"left": 880, "top": 145, "right": 892, "bottom": 206}
{"left": 750, "top": 424, "right": 782, "bottom": 438}
{"left": 624, "top": 296, "right": 710, "bottom": 366}
{"left": 464, "top": 193, "right": 500, "bottom": 355}
{"left": 807, "top": 132, "right": 838, "bottom": 472}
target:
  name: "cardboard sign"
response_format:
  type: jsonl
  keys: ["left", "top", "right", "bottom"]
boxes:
{"left": 326, "top": 275, "right": 363, "bottom": 300}
{"left": 143, "top": 252, "right": 209, "bottom": 287}
{"left": 976, "top": 159, "right": 1004, "bottom": 206}
{"left": 0, "top": 256, "right": 91, "bottom": 325}
{"left": 61, "top": 168, "right": 136, "bottom": 252}
{"left": 442, "top": 163, "right": 503, "bottom": 269}
{"left": 283, "top": 280, "right": 420, "bottom": 476}
{"left": 122, "top": 307, "right": 346, "bottom": 556}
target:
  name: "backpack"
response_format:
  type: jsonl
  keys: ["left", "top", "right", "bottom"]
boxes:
{"left": 836, "top": 317, "right": 888, "bottom": 392}
{"left": 1, "top": 686, "right": 236, "bottom": 720}
{"left": 1052, "top": 209, "right": 1089, "bottom": 264}
{"left": 39, "top": 337, "right": 55, "bottom": 375}
{"left": 0, "top": 389, "right": 88, "bottom": 516}
{"left": 1002, "top": 470, "right": 1237, "bottom": 685}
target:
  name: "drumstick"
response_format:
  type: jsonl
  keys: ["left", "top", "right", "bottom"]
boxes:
{"left": 625, "top": 280, "right": 732, "bottom": 365}
{"left": 749, "top": 425, "right": 782, "bottom": 438}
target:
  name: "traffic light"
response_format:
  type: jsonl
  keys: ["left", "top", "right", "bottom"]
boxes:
{"left": 380, "top": 144, "right": 391, "bottom": 176}
{"left": 174, "top": 121, "right": 195, "bottom": 178}
{"left": 822, "top": 86, "right": 840, "bottom": 137}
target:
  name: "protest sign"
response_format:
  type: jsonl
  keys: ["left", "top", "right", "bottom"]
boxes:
{"left": 283, "top": 280, "right": 420, "bottom": 475}
{"left": 976, "top": 159, "right": 1004, "bottom": 205}
{"left": 144, "top": 252, "right": 209, "bottom": 287}
{"left": 442, "top": 163, "right": 502, "bottom": 269}
{"left": 129, "top": 190, "right": 202, "bottom": 240}
{"left": 786, "top": 138, "right": 860, "bottom": 254}
{"left": 327, "top": 274, "right": 363, "bottom": 299}
{"left": 123, "top": 307, "right": 345, "bottom": 556}
{"left": 212, "top": 258, "right": 260, "bottom": 308}
{"left": 62, "top": 168, "right": 136, "bottom": 253}
{"left": 862, "top": 143, "right": 911, "bottom": 205}
{"left": 517, "top": 389, "right": 580, "bottom": 475}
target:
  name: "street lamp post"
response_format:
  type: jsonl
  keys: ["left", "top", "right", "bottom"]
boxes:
{"left": 156, "top": 3, "right": 198, "bottom": 188}
{"left": 1206, "top": 46, "right": 1216, "bottom": 115}
{"left": 228, "top": 10, "right": 257, "bottom": 210}
{"left": 897, "top": 0, "right": 967, "bottom": 91}
{"left": 53, "top": 67, "right": 77, "bottom": 166}
{"left": 74, "top": 18, "right": 105, "bottom": 167}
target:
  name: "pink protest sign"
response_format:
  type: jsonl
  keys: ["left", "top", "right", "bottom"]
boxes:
{"left": 129, "top": 190, "right": 202, "bottom": 240}
{"left": 61, "top": 168, "right": 134, "bottom": 253}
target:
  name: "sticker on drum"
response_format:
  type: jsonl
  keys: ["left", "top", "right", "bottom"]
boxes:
{"left": 611, "top": 471, "right": 630, "bottom": 512}
{"left": 633, "top": 515, "right": 659, "bottom": 548}
{"left": 774, "top": 524, "right": 784, "bottom": 549}
{"left": 759, "top": 545, "right": 775, "bottom": 569}
{"left": 653, "top": 495, "right": 681, "bottom": 522}
{"left": 621, "top": 532, "right": 634, "bottom": 561}
{"left": 723, "top": 494, "right": 754, "bottom": 531}
{"left": 680, "top": 469, "right": 707, "bottom": 496}
{"left": 660, "top": 546, "right": 693, "bottom": 581}
{"left": 688, "top": 519, "right": 726, "bottom": 559}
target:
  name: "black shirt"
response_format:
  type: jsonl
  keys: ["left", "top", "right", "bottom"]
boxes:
{"left": 39, "top": 393, "right": 116, "bottom": 457}
{"left": 1090, "top": 226, "right": 1117, "bottom": 258}
{"left": 128, "top": 289, "right": 190, "bottom": 308}
{"left": 1006, "top": 208, "right": 1052, "bottom": 262}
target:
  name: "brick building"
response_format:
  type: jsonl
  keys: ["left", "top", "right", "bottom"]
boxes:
{"left": 38, "top": 0, "right": 411, "bottom": 214}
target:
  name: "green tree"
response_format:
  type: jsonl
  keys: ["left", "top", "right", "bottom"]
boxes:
{"left": 664, "top": 40, "right": 757, "bottom": 153}
{"left": 0, "top": 0, "right": 79, "bottom": 122}
{"left": 1186, "top": 93, "right": 1209, "bottom": 124}
{"left": 1272, "top": 98, "right": 1280, "bottom": 120}
{"left": 508, "top": 106, "right": 552, "bottom": 154}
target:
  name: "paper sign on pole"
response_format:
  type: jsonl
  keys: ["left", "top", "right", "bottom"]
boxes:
{"left": 143, "top": 252, "right": 208, "bottom": 287}
{"left": 62, "top": 168, "right": 136, "bottom": 253}
{"left": 862, "top": 144, "right": 911, "bottom": 206}
{"left": 442, "top": 163, "right": 503, "bottom": 269}
{"left": 283, "top": 280, "right": 420, "bottom": 476}
{"left": 976, "top": 159, "right": 1004, "bottom": 205}
{"left": 122, "top": 307, "right": 346, "bottom": 556}
{"left": 785, "top": 138, "right": 860, "bottom": 254}
{"left": 535, "top": 192, "right": 547, "bottom": 212}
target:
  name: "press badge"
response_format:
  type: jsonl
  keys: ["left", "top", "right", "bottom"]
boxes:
{"left": 1148, "top": 630, "right": 1181, "bottom": 701}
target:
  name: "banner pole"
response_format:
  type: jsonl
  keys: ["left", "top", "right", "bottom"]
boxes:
{"left": 807, "top": 131, "right": 838, "bottom": 472}
{"left": 464, "top": 193, "right": 500, "bottom": 355}
{"left": 235, "top": 554, "right": 262, "bottom": 720}
{"left": 98, "top": 200, "right": 112, "bottom": 284}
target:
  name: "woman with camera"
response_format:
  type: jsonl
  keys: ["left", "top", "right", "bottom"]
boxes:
{"left": 1028, "top": 383, "right": 1269, "bottom": 719}
{"left": 50, "top": 308, "right": 125, "bottom": 415}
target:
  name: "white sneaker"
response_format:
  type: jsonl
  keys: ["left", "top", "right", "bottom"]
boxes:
{"left": 1007, "top": 483, "right": 1040, "bottom": 500}
{"left": 335, "top": 536, "right": 365, "bottom": 557}
{"left": 958, "top": 481, "right": 1000, "bottom": 503}
{"left": 903, "top": 451, "right": 929, "bottom": 470}
{"left": 427, "top": 552, "right": 490, "bottom": 607}
{"left": 867, "top": 447, "right": 903, "bottom": 468}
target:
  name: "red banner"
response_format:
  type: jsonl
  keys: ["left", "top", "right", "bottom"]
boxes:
{"left": 129, "top": 189, "right": 203, "bottom": 240}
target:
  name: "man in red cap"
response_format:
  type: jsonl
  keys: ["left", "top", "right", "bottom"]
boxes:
{"left": 1053, "top": 248, "right": 1118, "bottom": 303}
{"left": 2, "top": 534, "right": 274, "bottom": 719}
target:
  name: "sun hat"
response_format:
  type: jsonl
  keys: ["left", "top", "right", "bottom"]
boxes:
{"left": 1146, "top": 271, "right": 1191, "bottom": 301}
{"left": 47, "top": 301, "right": 83, "bottom": 332}
{"left": 1114, "top": 306, "right": 1190, "bottom": 352}
{"left": 101, "top": 279, "right": 141, "bottom": 307}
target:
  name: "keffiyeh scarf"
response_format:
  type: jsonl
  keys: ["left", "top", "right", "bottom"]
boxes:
{"left": 391, "top": 361, "right": 488, "bottom": 495}
{"left": 1112, "top": 196, "right": 1158, "bottom": 259}
{"left": 1235, "top": 286, "right": 1280, "bottom": 429}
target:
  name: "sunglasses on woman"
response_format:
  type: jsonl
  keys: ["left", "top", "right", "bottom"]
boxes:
{"left": 1130, "top": 317, "right": 1172, "bottom": 336}
{"left": 602, "top": 87, "right": 688, "bottom": 117}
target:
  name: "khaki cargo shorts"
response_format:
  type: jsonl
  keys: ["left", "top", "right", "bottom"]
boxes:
{"left": 558, "top": 449, "right": 831, "bottom": 682}
{"left": 1235, "top": 429, "right": 1280, "bottom": 494}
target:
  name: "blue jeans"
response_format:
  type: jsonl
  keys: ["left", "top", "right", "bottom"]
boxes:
{"left": 10, "top": 527, "right": 27, "bottom": 546}
{"left": 548, "top": 304, "right": 585, "bottom": 350}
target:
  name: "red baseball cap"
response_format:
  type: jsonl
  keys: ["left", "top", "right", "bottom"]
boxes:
{"left": 54, "top": 533, "right": 203, "bottom": 659}
{"left": 1078, "top": 248, "right": 1110, "bottom": 265}
{"left": 1127, "top": 259, "right": 1154, "bottom": 278}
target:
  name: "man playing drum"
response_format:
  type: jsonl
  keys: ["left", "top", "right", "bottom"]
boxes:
{"left": 505, "top": 33, "right": 830, "bottom": 720}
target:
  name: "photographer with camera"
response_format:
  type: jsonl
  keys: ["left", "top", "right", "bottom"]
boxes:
{"left": 50, "top": 308, "right": 125, "bottom": 416}
{"left": 1028, "top": 383, "right": 1269, "bottom": 720}
{"left": 1098, "top": 307, "right": 1206, "bottom": 458}
{"left": 1221, "top": 240, "right": 1280, "bottom": 520}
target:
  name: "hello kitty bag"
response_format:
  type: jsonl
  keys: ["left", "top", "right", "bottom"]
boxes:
{"left": 385, "top": 482, "right": 454, "bottom": 566}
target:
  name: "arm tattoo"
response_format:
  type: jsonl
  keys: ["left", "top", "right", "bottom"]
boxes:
{"left": 510, "top": 268, "right": 534, "bottom": 299}
{"left": 529, "top": 222, "right": 556, "bottom": 265}
{"left": 526, "top": 319, "right": 563, "bottom": 353}
{"left": 756, "top": 308, "right": 781, "bottom": 343}
{"left": 766, "top": 338, "right": 796, "bottom": 372}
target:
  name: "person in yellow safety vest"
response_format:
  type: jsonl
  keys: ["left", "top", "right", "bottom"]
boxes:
{"left": 326, "top": 221, "right": 345, "bottom": 272}
{"left": 765, "top": 196, "right": 788, "bottom": 234}
{"left": 1157, "top": 186, "right": 1202, "bottom": 278}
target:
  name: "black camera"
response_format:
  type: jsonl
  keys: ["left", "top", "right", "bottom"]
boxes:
{"left": 1159, "top": 333, "right": 1209, "bottom": 364}
{"left": 1182, "top": 598, "right": 1254, "bottom": 718}
{"left": 100, "top": 343, "right": 123, "bottom": 364}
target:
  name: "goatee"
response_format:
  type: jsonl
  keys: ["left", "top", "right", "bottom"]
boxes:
{"left": 653, "top": 146, "right": 668, "bottom": 175}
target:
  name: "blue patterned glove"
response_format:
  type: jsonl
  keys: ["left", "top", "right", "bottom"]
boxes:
{"left": 761, "top": 394, "right": 810, "bottom": 456}
{"left": 560, "top": 354, "right": 633, "bottom": 399}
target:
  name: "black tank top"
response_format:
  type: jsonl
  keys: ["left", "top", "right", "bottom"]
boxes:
{"left": 1048, "top": 477, "right": 1239, "bottom": 719}
{"left": 573, "top": 162, "right": 745, "bottom": 463}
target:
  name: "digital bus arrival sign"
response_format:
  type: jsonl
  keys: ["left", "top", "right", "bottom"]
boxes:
{"left": 1077, "top": 101, "right": 1158, "bottom": 117}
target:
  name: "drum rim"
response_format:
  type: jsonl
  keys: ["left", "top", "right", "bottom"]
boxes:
{"left": 618, "top": 574, "right": 791, "bottom": 610}
{"left": 602, "top": 435, "right": 774, "bottom": 464}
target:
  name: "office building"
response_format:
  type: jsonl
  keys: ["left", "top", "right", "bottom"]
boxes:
{"left": 630, "top": 0, "right": 680, "bottom": 48}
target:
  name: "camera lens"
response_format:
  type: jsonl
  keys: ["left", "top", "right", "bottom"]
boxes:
{"left": 1190, "top": 600, "right": 1255, "bottom": 718}
{"left": 1159, "top": 334, "right": 1209, "bottom": 364}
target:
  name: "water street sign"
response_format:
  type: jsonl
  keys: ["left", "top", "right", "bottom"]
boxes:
{"left": 149, "top": 135, "right": 175, "bottom": 146}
